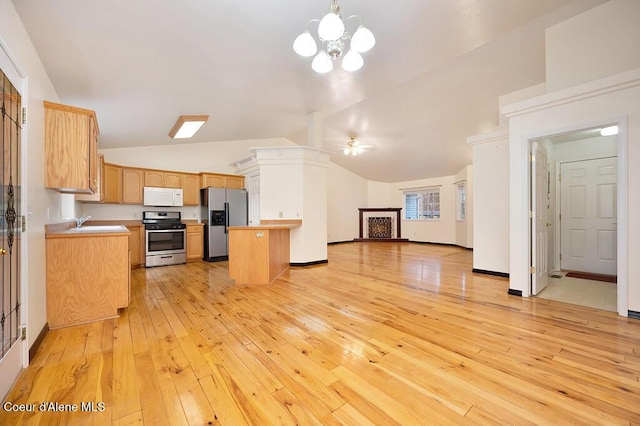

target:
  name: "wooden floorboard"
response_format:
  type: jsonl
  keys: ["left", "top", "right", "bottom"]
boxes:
{"left": 3, "top": 242, "right": 640, "bottom": 425}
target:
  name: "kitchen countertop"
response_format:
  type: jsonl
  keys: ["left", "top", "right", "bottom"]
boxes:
{"left": 46, "top": 225, "right": 131, "bottom": 239}
{"left": 228, "top": 224, "right": 300, "bottom": 230}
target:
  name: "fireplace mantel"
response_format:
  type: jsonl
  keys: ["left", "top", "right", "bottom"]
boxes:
{"left": 355, "top": 208, "right": 409, "bottom": 242}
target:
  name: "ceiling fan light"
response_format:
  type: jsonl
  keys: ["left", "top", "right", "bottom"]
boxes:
{"left": 312, "top": 50, "right": 333, "bottom": 73}
{"left": 342, "top": 50, "right": 363, "bottom": 72}
{"left": 343, "top": 148, "right": 350, "bottom": 155}
{"left": 318, "top": 12, "right": 345, "bottom": 41}
{"left": 351, "top": 25, "right": 376, "bottom": 52}
{"left": 293, "top": 30, "right": 318, "bottom": 57}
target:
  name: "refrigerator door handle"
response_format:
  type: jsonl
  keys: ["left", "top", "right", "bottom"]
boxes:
{"left": 224, "top": 202, "right": 229, "bottom": 234}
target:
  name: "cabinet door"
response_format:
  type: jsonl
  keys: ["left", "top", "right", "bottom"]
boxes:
{"left": 76, "top": 154, "right": 104, "bottom": 202}
{"left": 103, "top": 163, "right": 123, "bottom": 203}
{"left": 45, "top": 103, "right": 93, "bottom": 192}
{"left": 164, "top": 172, "right": 183, "bottom": 188}
{"left": 88, "top": 117, "right": 99, "bottom": 193}
{"left": 186, "top": 226, "right": 204, "bottom": 261}
{"left": 201, "top": 173, "right": 225, "bottom": 188}
{"left": 182, "top": 174, "right": 200, "bottom": 206}
{"left": 127, "top": 225, "right": 141, "bottom": 268}
{"left": 122, "top": 168, "right": 144, "bottom": 204}
{"left": 225, "top": 176, "right": 245, "bottom": 189}
{"left": 144, "top": 170, "right": 164, "bottom": 187}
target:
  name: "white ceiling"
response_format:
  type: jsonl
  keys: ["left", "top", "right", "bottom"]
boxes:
{"left": 13, "top": 0, "right": 606, "bottom": 182}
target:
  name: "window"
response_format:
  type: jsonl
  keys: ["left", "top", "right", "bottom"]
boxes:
{"left": 404, "top": 188, "right": 440, "bottom": 219}
{"left": 456, "top": 183, "right": 466, "bottom": 221}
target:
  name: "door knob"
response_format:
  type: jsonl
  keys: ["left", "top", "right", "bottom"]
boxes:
{"left": 0, "top": 248, "right": 6, "bottom": 255}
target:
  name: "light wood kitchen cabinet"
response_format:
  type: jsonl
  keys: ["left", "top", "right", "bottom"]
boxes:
{"left": 200, "top": 173, "right": 245, "bottom": 189}
{"left": 44, "top": 101, "right": 99, "bottom": 194}
{"left": 122, "top": 167, "right": 144, "bottom": 204}
{"left": 127, "top": 224, "right": 145, "bottom": 269}
{"left": 103, "top": 163, "right": 123, "bottom": 203}
{"left": 182, "top": 173, "right": 200, "bottom": 206}
{"left": 76, "top": 154, "right": 104, "bottom": 202}
{"left": 186, "top": 223, "right": 204, "bottom": 261}
{"left": 46, "top": 230, "right": 130, "bottom": 329}
{"left": 145, "top": 170, "right": 183, "bottom": 188}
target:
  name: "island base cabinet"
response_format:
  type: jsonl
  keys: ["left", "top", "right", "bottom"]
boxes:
{"left": 228, "top": 227, "right": 290, "bottom": 285}
{"left": 46, "top": 235, "right": 129, "bottom": 329}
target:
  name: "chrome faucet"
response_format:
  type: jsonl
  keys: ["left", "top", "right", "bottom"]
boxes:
{"left": 75, "top": 215, "right": 92, "bottom": 228}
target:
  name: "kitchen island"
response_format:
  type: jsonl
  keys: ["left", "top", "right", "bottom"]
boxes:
{"left": 45, "top": 224, "right": 131, "bottom": 329}
{"left": 228, "top": 221, "right": 301, "bottom": 285}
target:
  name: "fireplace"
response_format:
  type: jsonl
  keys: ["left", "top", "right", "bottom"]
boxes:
{"left": 355, "top": 208, "right": 409, "bottom": 242}
{"left": 368, "top": 217, "right": 393, "bottom": 238}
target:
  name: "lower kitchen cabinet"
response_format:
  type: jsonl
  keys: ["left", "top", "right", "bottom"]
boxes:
{"left": 127, "top": 224, "right": 145, "bottom": 268}
{"left": 46, "top": 230, "right": 131, "bottom": 329}
{"left": 186, "top": 223, "right": 204, "bottom": 261}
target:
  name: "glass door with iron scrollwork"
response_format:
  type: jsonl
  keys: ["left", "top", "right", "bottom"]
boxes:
{"left": 0, "top": 68, "right": 22, "bottom": 386}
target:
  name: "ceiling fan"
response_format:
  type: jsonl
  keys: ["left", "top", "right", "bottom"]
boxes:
{"left": 340, "top": 136, "right": 372, "bottom": 156}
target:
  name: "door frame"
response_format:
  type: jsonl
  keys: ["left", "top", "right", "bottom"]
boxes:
{"left": 527, "top": 117, "right": 627, "bottom": 316}
{"left": 0, "top": 36, "right": 29, "bottom": 398}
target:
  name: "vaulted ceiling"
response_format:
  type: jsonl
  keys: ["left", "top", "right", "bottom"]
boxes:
{"left": 13, "top": 0, "right": 606, "bottom": 182}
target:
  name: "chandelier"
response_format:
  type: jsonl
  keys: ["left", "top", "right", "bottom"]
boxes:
{"left": 293, "top": 0, "right": 376, "bottom": 73}
{"left": 344, "top": 137, "right": 363, "bottom": 156}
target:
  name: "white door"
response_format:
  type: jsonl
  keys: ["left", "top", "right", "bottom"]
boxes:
{"left": 531, "top": 142, "right": 550, "bottom": 295}
{"left": 0, "top": 61, "right": 25, "bottom": 401}
{"left": 560, "top": 157, "right": 617, "bottom": 275}
{"left": 247, "top": 174, "right": 260, "bottom": 226}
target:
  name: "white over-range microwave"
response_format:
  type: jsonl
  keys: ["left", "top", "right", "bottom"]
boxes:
{"left": 143, "top": 187, "right": 184, "bottom": 207}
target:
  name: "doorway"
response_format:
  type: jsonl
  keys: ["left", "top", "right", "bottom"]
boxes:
{"left": 530, "top": 126, "right": 619, "bottom": 312}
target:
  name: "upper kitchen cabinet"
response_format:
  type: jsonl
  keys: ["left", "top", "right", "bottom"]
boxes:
{"left": 44, "top": 101, "right": 99, "bottom": 193}
{"left": 182, "top": 173, "right": 200, "bottom": 206}
{"left": 200, "top": 173, "right": 244, "bottom": 190}
{"left": 103, "top": 163, "right": 123, "bottom": 203}
{"left": 122, "top": 167, "right": 144, "bottom": 204}
{"left": 144, "top": 170, "right": 183, "bottom": 188}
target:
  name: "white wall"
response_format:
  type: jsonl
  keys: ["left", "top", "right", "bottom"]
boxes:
{"left": 367, "top": 181, "right": 392, "bottom": 208}
{"left": 468, "top": 131, "right": 510, "bottom": 274}
{"left": 1, "top": 0, "right": 65, "bottom": 349}
{"left": 327, "top": 162, "right": 367, "bottom": 243}
{"left": 454, "top": 166, "right": 473, "bottom": 248}
{"left": 545, "top": 0, "right": 640, "bottom": 92}
{"left": 389, "top": 176, "right": 457, "bottom": 244}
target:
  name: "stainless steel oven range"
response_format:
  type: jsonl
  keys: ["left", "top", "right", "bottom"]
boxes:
{"left": 142, "top": 211, "right": 187, "bottom": 267}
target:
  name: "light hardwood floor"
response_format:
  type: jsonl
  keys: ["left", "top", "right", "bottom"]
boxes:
{"left": 2, "top": 242, "right": 640, "bottom": 425}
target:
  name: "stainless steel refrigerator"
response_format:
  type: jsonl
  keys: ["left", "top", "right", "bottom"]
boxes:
{"left": 201, "top": 187, "right": 248, "bottom": 261}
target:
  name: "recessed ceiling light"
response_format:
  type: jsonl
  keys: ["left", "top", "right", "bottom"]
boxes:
{"left": 600, "top": 125, "right": 618, "bottom": 136}
{"left": 169, "top": 115, "right": 209, "bottom": 139}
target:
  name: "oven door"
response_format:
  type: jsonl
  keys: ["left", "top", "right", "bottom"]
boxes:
{"left": 145, "top": 228, "right": 186, "bottom": 256}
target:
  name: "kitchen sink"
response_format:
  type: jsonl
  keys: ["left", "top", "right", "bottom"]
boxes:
{"left": 64, "top": 225, "right": 128, "bottom": 233}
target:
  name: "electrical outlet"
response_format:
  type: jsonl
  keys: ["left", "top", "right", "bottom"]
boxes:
{"left": 133, "top": 212, "right": 138, "bottom": 218}
{"left": 279, "top": 211, "right": 283, "bottom": 218}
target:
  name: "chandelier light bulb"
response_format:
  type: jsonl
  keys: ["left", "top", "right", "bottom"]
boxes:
{"left": 351, "top": 25, "right": 376, "bottom": 53}
{"left": 318, "top": 12, "right": 345, "bottom": 41}
{"left": 312, "top": 50, "right": 333, "bottom": 73}
{"left": 342, "top": 49, "right": 363, "bottom": 72}
{"left": 293, "top": 30, "right": 318, "bottom": 57}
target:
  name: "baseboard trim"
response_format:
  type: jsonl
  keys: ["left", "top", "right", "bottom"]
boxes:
{"left": 290, "top": 259, "right": 329, "bottom": 267}
{"left": 473, "top": 268, "right": 510, "bottom": 278}
{"left": 29, "top": 322, "right": 49, "bottom": 362}
{"left": 353, "top": 238, "right": 410, "bottom": 242}
{"left": 628, "top": 310, "right": 640, "bottom": 320}
{"left": 328, "top": 240, "right": 355, "bottom": 245}
{"left": 508, "top": 289, "right": 523, "bottom": 297}
{"left": 410, "top": 241, "right": 473, "bottom": 250}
